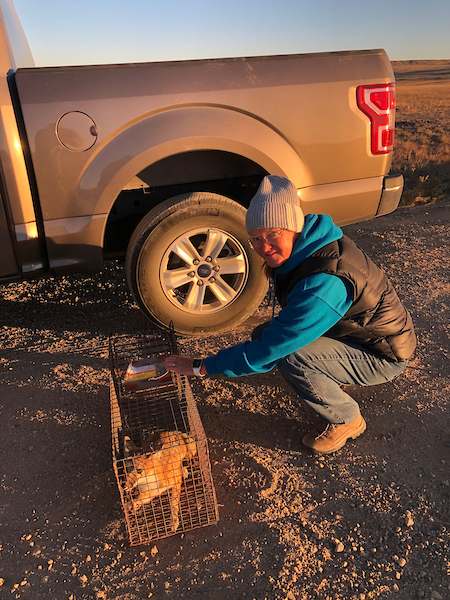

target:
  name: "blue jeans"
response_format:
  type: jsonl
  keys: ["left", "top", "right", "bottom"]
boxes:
{"left": 252, "top": 322, "right": 407, "bottom": 425}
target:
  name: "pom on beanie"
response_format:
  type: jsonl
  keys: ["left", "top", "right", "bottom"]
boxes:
{"left": 245, "top": 175, "right": 304, "bottom": 233}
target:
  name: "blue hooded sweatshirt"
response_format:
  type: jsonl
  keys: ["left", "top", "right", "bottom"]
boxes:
{"left": 204, "top": 214, "right": 353, "bottom": 377}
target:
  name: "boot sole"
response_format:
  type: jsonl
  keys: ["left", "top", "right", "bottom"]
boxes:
{"left": 306, "top": 418, "right": 367, "bottom": 455}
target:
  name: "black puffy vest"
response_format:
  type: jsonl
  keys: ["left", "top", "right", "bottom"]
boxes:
{"left": 275, "top": 235, "right": 416, "bottom": 362}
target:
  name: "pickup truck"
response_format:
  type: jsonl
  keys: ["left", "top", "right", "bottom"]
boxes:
{"left": 0, "top": 0, "right": 403, "bottom": 335}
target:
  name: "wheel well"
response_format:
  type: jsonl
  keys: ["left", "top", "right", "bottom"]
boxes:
{"left": 103, "top": 150, "right": 267, "bottom": 258}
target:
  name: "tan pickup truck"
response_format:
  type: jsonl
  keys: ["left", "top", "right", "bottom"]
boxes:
{"left": 0, "top": 0, "right": 403, "bottom": 335}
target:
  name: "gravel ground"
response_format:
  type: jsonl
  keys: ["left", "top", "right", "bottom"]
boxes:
{"left": 0, "top": 201, "right": 449, "bottom": 600}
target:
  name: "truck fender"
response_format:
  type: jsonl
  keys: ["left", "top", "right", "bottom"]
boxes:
{"left": 78, "top": 104, "right": 307, "bottom": 222}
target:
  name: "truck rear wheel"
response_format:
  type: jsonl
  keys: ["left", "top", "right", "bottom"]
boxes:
{"left": 125, "top": 192, "right": 268, "bottom": 336}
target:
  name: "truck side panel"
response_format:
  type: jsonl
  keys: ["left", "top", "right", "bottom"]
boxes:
{"left": 12, "top": 50, "right": 395, "bottom": 273}
{"left": 0, "top": 0, "right": 46, "bottom": 279}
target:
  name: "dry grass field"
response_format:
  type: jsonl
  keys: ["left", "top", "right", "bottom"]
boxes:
{"left": 392, "top": 60, "right": 450, "bottom": 205}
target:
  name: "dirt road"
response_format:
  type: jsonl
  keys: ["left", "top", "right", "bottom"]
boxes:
{"left": 0, "top": 202, "right": 449, "bottom": 600}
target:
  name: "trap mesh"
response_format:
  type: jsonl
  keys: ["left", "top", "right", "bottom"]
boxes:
{"left": 109, "top": 331, "right": 219, "bottom": 546}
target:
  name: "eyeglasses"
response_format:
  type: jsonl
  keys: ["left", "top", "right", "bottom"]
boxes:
{"left": 248, "top": 230, "right": 286, "bottom": 248}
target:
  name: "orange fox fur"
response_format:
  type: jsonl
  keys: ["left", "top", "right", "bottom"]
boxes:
{"left": 124, "top": 430, "right": 197, "bottom": 531}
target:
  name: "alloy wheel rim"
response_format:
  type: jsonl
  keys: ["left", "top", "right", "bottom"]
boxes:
{"left": 159, "top": 227, "right": 249, "bottom": 314}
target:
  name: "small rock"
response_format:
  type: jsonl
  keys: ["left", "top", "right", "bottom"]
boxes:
{"left": 335, "top": 541, "right": 345, "bottom": 553}
{"left": 150, "top": 545, "right": 158, "bottom": 557}
{"left": 404, "top": 511, "right": 414, "bottom": 527}
{"left": 431, "top": 592, "right": 443, "bottom": 600}
{"left": 397, "top": 557, "right": 407, "bottom": 567}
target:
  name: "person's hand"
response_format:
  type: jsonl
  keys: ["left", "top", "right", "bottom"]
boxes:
{"left": 165, "top": 355, "right": 206, "bottom": 376}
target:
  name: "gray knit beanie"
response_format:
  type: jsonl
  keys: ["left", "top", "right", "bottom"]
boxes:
{"left": 245, "top": 175, "right": 304, "bottom": 233}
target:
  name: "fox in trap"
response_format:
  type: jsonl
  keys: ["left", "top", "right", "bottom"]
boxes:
{"left": 124, "top": 430, "right": 197, "bottom": 532}
{"left": 109, "top": 334, "right": 219, "bottom": 546}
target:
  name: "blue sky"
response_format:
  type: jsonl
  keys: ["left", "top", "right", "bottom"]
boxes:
{"left": 12, "top": 0, "right": 450, "bottom": 67}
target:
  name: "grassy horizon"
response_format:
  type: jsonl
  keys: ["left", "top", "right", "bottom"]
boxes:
{"left": 392, "top": 64, "right": 450, "bottom": 206}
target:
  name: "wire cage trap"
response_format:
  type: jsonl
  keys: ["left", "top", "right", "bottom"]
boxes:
{"left": 109, "top": 331, "right": 219, "bottom": 546}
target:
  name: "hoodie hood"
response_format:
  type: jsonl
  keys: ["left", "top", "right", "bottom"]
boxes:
{"left": 276, "top": 214, "right": 343, "bottom": 275}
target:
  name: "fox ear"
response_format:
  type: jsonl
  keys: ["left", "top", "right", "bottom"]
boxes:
{"left": 124, "top": 435, "right": 135, "bottom": 456}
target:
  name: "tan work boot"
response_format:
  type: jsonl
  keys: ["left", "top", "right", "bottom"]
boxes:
{"left": 302, "top": 413, "right": 366, "bottom": 454}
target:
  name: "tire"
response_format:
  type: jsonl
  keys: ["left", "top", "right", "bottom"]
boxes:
{"left": 125, "top": 192, "right": 268, "bottom": 336}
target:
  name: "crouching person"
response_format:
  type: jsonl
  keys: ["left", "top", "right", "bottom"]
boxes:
{"left": 166, "top": 175, "right": 416, "bottom": 454}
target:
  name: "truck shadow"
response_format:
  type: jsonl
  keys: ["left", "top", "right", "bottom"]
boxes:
{"left": 0, "top": 260, "right": 154, "bottom": 336}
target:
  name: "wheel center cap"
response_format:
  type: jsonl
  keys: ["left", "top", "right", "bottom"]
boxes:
{"left": 197, "top": 263, "right": 212, "bottom": 278}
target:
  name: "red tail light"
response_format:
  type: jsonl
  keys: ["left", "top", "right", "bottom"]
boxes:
{"left": 357, "top": 83, "right": 396, "bottom": 155}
